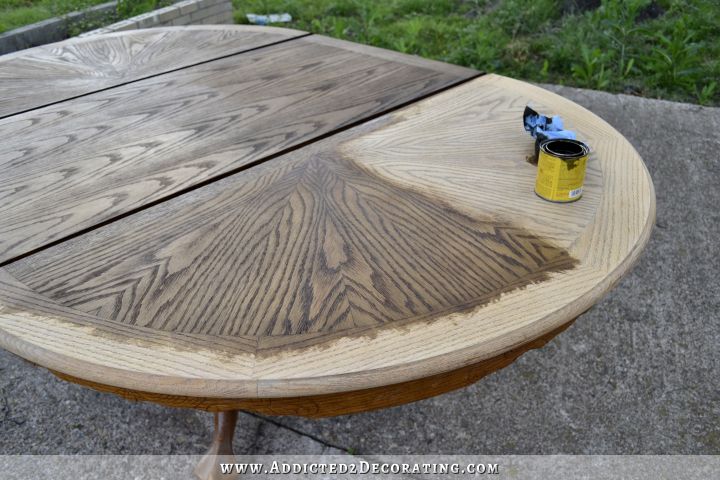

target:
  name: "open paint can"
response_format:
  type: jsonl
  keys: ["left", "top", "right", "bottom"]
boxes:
{"left": 534, "top": 138, "right": 589, "bottom": 203}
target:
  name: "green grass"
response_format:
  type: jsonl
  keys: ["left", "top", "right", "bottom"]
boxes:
{"left": 0, "top": 0, "right": 108, "bottom": 32}
{"left": 0, "top": 0, "right": 173, "bottom": 35}
{"left": 233, "top": 0, "right": 720, "bottom": 106}
{"left": 0, "top": 6, "right": 49, "bottom": 32}
{"left": 2, "top": 0, "right": 716, "bottom": 105}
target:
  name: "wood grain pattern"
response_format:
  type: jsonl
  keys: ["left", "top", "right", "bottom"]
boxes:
{"left": 7, "top": 142, "right": 577, "bottom": 337}
{"left": 0, "top": 26, "right": 307, "bottom": 118}
{"left": 0, "top": 67, "right": 655, "bottom": 407}
{"left": 0, "top": 34, "right": 476, "bottom": 265}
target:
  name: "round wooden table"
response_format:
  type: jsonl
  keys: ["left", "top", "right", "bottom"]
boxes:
{"left": 0, "top": 26, "right": 654, "bottom": 477}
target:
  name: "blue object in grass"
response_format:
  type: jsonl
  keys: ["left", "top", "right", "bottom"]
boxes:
{"left": 246, "top": 13, "right": 292, "bottom": 25}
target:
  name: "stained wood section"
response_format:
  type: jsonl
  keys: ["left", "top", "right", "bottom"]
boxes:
{"left": 7, "top": 143, "right": 576, "bottom": 337}
{"left": 49, "top": 319, "right": 576, "bottom": 416}
{"left": 0, "top": 34, "right": 476, "bottom": 265}
{"left": 0, "top": 26, "right": 307, "bottom": 118}
{"left": 0, "top": 73, "right": 655, "bottom": 404}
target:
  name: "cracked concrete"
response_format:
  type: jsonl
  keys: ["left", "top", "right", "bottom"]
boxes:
{"left": 1, "top": 84, "right": 718, "bottom": 456}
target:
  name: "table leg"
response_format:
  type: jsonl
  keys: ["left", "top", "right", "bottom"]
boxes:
{"left": 194, "top": 410, "right": 239, "bottom": 480}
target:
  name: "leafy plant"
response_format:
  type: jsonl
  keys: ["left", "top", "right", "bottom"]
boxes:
{"left": 572, "top": 45, "right": 611, "bottom": 89}
{"left": 695, "top": 81, "right": 717, "bottom": 106}
{"left": 641, "top": 18, "right": 701, "bottom": 90}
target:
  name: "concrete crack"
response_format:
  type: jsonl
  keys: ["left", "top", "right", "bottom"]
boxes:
{"left": 242, "top": 411, "right": 350, "bottom": 454}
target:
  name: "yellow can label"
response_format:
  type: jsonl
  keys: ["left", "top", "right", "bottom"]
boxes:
{"left": 535, "top": 148, "right": 588, "bottom": 202}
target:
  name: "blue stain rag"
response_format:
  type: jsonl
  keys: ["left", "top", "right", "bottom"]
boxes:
{"left": 523, "top": 106, "right": 576, "bottom": 141}
{"left": 523, "top": 105, "right": 577, "bottom": 164}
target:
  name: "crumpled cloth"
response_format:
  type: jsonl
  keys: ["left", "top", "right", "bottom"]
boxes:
{"left": 523, "top": 105, "right": 577, "bottom": 164}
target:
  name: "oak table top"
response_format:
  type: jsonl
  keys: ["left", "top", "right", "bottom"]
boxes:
{"left": 0, "top": 26, "right": 654, "bottom": 420}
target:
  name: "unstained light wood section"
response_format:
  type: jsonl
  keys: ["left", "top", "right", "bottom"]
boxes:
{"left": 0, "top": 34, "right": 476, "bottom": 265}
{"left": 0, "top": 26, "right": 307, "bottom": 118}
{"left": 0, "top": 74, "right": 655, "bottom": 403}
{"left": 50, "top": 319, "right": 575, "bottom": 416}
{"left": 341, "top": 81, "right": 606, "bottom": 251}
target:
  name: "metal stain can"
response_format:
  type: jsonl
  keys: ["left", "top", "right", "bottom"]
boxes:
{"left": 534, "top": 138, "right": 590, "bottom": 203}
